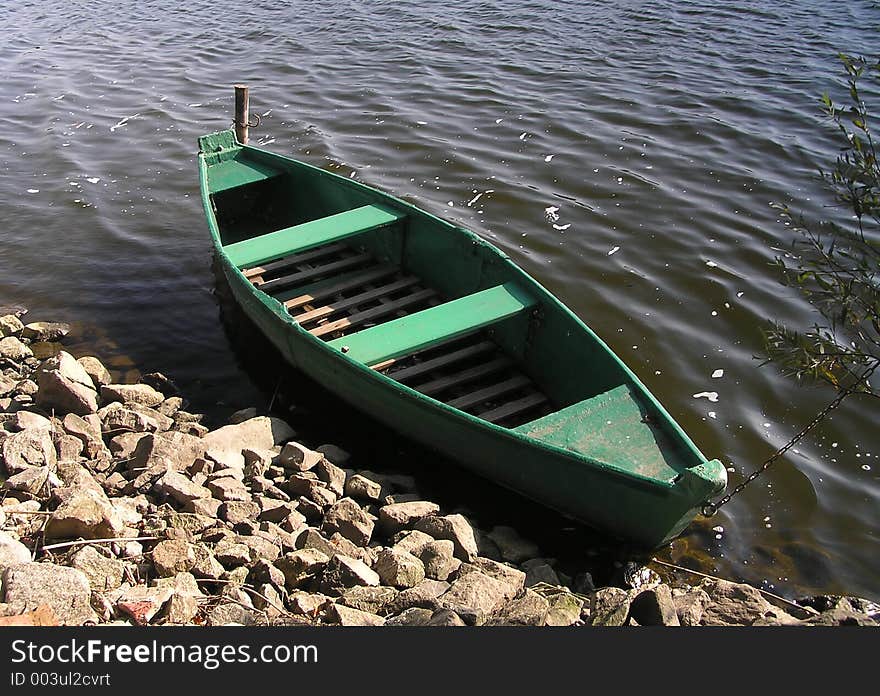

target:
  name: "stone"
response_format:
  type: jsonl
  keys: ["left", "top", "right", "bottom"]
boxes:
{"left": 13, "top": 379, "right": 38, "bottom": 398}
{"left": 487, "top": 589, "right": 550, "bottom": 626}
{"left": 21, "top": 322, "right": 70, "bottom": 342}
{"left": 800, "top": 597, "right": 877, "bottom": 626}
{"left": 228, "top": 407, "right": 259, "bottom": 424}
{"left": 219, "top": 500, "right": 260, "bottom": 525}
{"left": 386, "top": 579, "right": 451, "bottom": 615}
{"left": 100, "top": 383, "right": 165, "bottom": 407}
{"left": 99, "top": 402, "right": 166, "bottom": 433}
{"left": 0, "top": 314, "right": 24, "bottom": 337}
{"left": 128, "top": 431, "right": 205, "bottom": 473}
{"left": 427, "top": 608, "right": 467, "bottom": 626}
{"left": 375, "top": 547, "right": 426, "bottom": 589}
{"left": 108, "top": 432, "right": 149, "bottom": 459}
{"left": 289, "top": 591, "right": 331, "bottom": 617}
{"left": 257, "top": 498, "right": 296, "bottom": 524}
{"left": 386, "top": 607, "right": 434, "bottom": 626}
{"left": 322, "top": 497, "right": 375, "bottom": 546}
{"left": 151, "top": 539, "right": 197, "bottom": 577}
{"left": 629, "top": 585, "right": 680, "bottom": 626}
{"left": 0, "top": 531, "right": 31, "bottom": 574}
{"left": 297, "top": 528, "right": 369, "bottom": 563}
{"left": 316, "top": 444, "right": 351, "bottom": 466}
{"left": 462, "top": 557, "right": 526, "bottom": 599}
{"left": 315, "top": 458, "right": 346, "bottom": 497}
{"left": 206, "top": 476, "right": 249, "bottom": 501}
{"left": 13, "top": 410, "right": 53, "bottom": 431}
{"left": 158, "top": 471, "right": 212, "bottom": 505}
{"left": 76, "top": 356, "right": 112, "bottom": 387}
{"left": 207, "top": 602, "right": 259, "bottom": 626}
{"left": 140, "top": 372, "right": 180, "bottom": 397}
{"left": 213, "top": 540, "right": 252, "bottom": 568}
{"left": 325, "top": 603, "right": 385, "bottom": 626}
{"left": 275, "top": 548, "right": 330, "bottom": 589}
{"left": 156, "top": 396, "right": 183, "bottom": 417}
{"left": 487, "top": 525, "right": 541, "bottom": 564}
{"left": 184, "top": 497, "right": 222, "bottom": 517}
{"left": 0, "top": 337, "right": 33, "bottom": 361}
{"left": 278, "top": 441, "right": 323, "bottom": 471}
{"left": 437, "top": 571, "right": 510, "bottom": 625}
{"left": 524, "top": 561, "right": 560, "bottom": 588}
{"left": 55, "top": 433, "right": 84, "bottom": 460}
{"left": 392, "top": 529, "right": 435, "bottom": 556}
{"left": 116, "top": 585, "right": 174, "bottom": 625}
{"left": 0, "top": 375, "right": 16, "bottom": 397}
{"left": 378, "top": 501, "right": 440, "bottom": 535}
{"left": 3, "top": 466, "right": 50, "bottom": 496}
{"left": 2, "top": 563, "right": 96, "bottom": 625}
{"left": 45, "top": 490, "right": 124, "bottom": 540}
{"left": 35, "top": 351, "right": 98, "bottom": 415}
{"left": 413, "top": 514, "right": 478, "bottom": 561}
{"left": 344, "top": 474, "right": 382, "bottom": 502}
{"left": 69, "top": 546, "right": 125, "bottom": 592}
{"left": 340, "top": 586, "right": 399, "bottom": 615}
{"left": 699, "top": 579, "right": 797, "bottom": 626}
{"left": 590, "top": 587, "right": 631, "bottom": 626}
{"left": 202, "top": 417, "right": 294, "bottom": 471}
{"left": 190, "top": 545, "right": 225, "bottom": 580}
{"left": 320, "top": 554, "right": 381, "bottom": 595}
{"left": 61, "top": 413, "right": 105, "bottom": 454}
{"left": 545, "top": 592, "right": 585, "bottom": 626}
{"left": 160, "top": 573, "right": 203, "bottom": 624}
{"left": 2, "top": 427, "right": 57, "bottom": 475}
{"left": 418, "top": 540, "right": 460, "bottom": 581}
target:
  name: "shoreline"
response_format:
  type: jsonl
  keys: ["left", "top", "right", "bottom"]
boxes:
{"left": 1, "top": 308, "right": 877, "bottom": 627}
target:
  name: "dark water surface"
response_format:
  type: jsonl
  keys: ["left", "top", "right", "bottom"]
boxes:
{"left": 1, "top": 1, "right": 878, "bottom": 599}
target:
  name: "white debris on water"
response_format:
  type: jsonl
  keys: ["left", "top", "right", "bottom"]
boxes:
{"left": 416, "top": 121, "right": 427, "bottom": 125}
{"left": 85, "top": 177, "right": 100, "bottom": 184}
{"left": 693, "top": 391, "right": 719, "bottom": 402}
{"left": 544, "top": 154, "right": 554, "bottom": 162}
{"left": 544, "top": 206, "right": 559, "bottom": 222}
{"left": 706, "top": 260, "right": 717, "bottom": 267}
{"left": 708, "top": 411, "right": 717, "bottom": 419}
{"left": 712, "top": 369, "right": 724, "bottom": 379}
{"left": 607, "top": 246, "right": 620, "bottom": 256}
{"left": 519, "top": 132, "right": 528, "bottom": 140}
{"left": 27, "top": 189, "right": 39, "bottom": 194}
{"left": 110, "top": 113, "right": 140, "bottom": 132}
{"left": 447, "top": 201, "right": 454, "bottom": 207}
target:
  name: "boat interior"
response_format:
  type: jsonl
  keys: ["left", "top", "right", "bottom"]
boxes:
{"left": 202, "top": 137, "right": 698, "bottom": 481}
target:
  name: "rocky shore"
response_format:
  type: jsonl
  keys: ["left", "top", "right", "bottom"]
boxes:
{"left": 1, "top": 309, "right": 877, "bottom": 627}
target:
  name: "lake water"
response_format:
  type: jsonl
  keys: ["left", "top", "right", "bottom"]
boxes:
{"left": 1, "top": 0, "right": 877, "bottom": 600}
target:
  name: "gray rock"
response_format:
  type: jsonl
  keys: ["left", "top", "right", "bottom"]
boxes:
{"left": 207, "top": 602, "right": 259, "bottom": 626}
{"left": 55, "top": 433, "right": 85, "bottom": 460}
{"left": 699, "top": 579, "right": 798, "bottom": 626}
{"left": 0, "top": 337, "right": 33, "bottom": 361}
{"left": 340, "top": 585, "right": 398, "bottom": 615}
{"left": 414, "top": 514, "right": 478, "bottom": 561}
{"left": 99, "top": 402, "right": 168, "bottom": 433}
{"left": 0, "top": 314, "right": 25, "bottom": 337}
{"left": 100, "top": 383, "right": 165, "bottom": 407}
{"left": 275, "top": 549, "right": 329, "bottom": 589}
{"left": 590, "top": 587, "right": 631, "bottom": 626}
{"left": 437, "top": 570, "right": 511, "bottom": 625}
{"left": 545, "top": 592, "right": 585, "bottom": 626}
{"left": 190, "top": 545, "right": 225, "bottom": 580}
{"left": 256, "top": 498, "right": 296, "bottom": 524}
{"left": 316, "top": 444, "right": 351, "bottom": 466}
{"left": 378, "top": 501, "right": 440, "bottom": 535}
{"left": 0, "top": 531, "right": 31, "bottom": 574}
{"left": 2, "top": 562, "right": 96, "bottom": 625}
{"left": 344, "top": 474, "right": 382, "bottom": 501}
{"left": 375, "top": 548, "right": 426, "bottom": 589}
{"left": 324, "top": 603, "right": 385, "bottom": 626}
{"left": 219, "top": 500, "right": 260, "bottom": 525}
{"left": 128, "top": 431, "right": 206, "bottom": 473}
{"left": 320, "top": 554, "right": 381, "bottom": 595}
{"left": 386, "top": 607, "right": 434, "bottom": 626}
{"left": 524, "top": 561, "right": 561, "bottom": 588}
{"left": 392, "top": 529, "right": 435, "bottom": 556}
{"left": 419, "top": 540, "right": 460, "bottom": 581}
{"left": 4, "top": 466, "right": 50, "bottom": 496}
{"left": 673, "top": 587, "right": 710, "bottom": 626}
{"left": 228, "top": 407, "right": 259, "bottom": 424}
{"left": 151, "top": 539, "right": 197, "bottom": 577}
{"left": 277, "top": 441, "right": 323, "bottom": 471}
{"left": 61, "top": 413, "right": 108, "bottom": 459}
{"left": 463, "top": 557, "right": 526, "bottom": 599}
{"left": 158, "top": 471, "right": 212, "bottom": 505}
{"left": 386, "top": 578, "right": 451, "bottom": 615}
{"left": 12, "top": 410, "right": 53, "bottom": 431}
{"left": 184, "top": 497, "right": 222, "bottom": 517}
{"left": 206, "top": 477, "right": 249, "bottom": 501}
{"left": 297, "top": 528, "right": 370, "bottom": 563}
{"left": 202, "top": 417, "right": 294, "bottom": 470}
{"left": 35, "top": 352, "right": 98, "bottom": 415}
{"left": 487, "top": 525, "right": 541, "bottom": 564}
{"left": 108, "top": 431, "right": 149, "bottom": 459}
{"left": 156, "top": 396, "right": 183, "bottom": 417}
{"left": 315, "top": 458, "right": 346, "bottom": 497}
{"left": 213, "top": 540, "right": 252, "bottom": 568}
{"left": 630, "top": 585, "right": 680, "bottom": 626}
{"left": 288, "top": 591, "right": 331, "bottom": 617}
{"left": 2, "top": 426, "right": 57, "bottom": 475}
{"left": 487, "top": 589, "right": 550, "bottom": 626}
{"left": 21, "top": 322, "right": 70, "bottom": 342}
{"left": 321, "top": 497, "right": 375, "bottom": 546}
{"left": 76, "top": 356, "right": 112, "bottom": 387}
{"left": 69, "top": 546, "right": 125, "bottom": 592}
{"left": 45, "top": 490, "right": 125, "bottom": 540}
{"left": 427, "top": 608, "right": 467, "bottom": 626}
{"left": 159, "top": 572, "right": 203, "bottom": 624}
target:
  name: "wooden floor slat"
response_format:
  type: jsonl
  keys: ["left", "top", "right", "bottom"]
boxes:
{"left": 242, "top": 242, "right": 349, "bottom": 280}
{"left": 294, "top": 276, "right": 421, "bottom": 325}
{"left": 415, "top": 357, "right": 513, "bottom": 397}
{"left": 385, "top": 340, "right": 496, "bottom": 382}
{"left": 258, "top": 253, "right": 372, "bottom": 293}
{"left": 280, "top": 264, "right": 398, "bottom": 310}
{"left": 310, "top": 288, "right": 437, "bottom": 338}
{"left": 479, "top": 392, "right": 548, "bottom": 423}
{"left": 446, "top": 375, "right": 532, "bottom": 410}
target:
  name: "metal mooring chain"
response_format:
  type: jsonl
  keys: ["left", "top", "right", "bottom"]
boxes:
{"left": 701, "top": 368, "right": 875, "bottom": 517}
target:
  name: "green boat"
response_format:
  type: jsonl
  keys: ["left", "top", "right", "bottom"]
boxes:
{"left": 197, "top": 129, "right": 726, "bottom": 547}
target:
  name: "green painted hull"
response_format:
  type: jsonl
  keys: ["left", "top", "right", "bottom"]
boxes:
{"left": 198, "top": 130, "right": 726, "bottom": 547}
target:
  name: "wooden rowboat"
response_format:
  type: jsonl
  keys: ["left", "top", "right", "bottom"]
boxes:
{"left": 198, "top": 129, "right": 726, "bottom": 547}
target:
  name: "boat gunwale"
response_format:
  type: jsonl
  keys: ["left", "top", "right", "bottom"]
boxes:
{"left": 197, "top": 133, "right": 725, "bottom": 499}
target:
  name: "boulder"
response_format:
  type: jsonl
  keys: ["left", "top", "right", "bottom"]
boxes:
{"left": 2, "top": 563, "right": 96, "bottom": 625}
{"left": 35, "top": 351, "right": 98, "bottom": 415}
{"left": 115, "top": 585, "right": 174, "bottom": 625}
{"left": 487, "top": 589, "right": 550, "bottom": 626}
{"left": 21, "top": 322, "right": 70, "bottom": 342}
{"left": 414, "top": 514, "right": 478, "bottom": 561}
{"left": 375, "top": 548, "right": 426, "bottom": 589}
{"left": 2, "top": 426, "right": 57, "bottom": 475}
{"left": 69, "top": 546, "right": 125, "bottom": 592}
{"left": 324, "top": 603, "right": 385, "bottom": 626}
{"left": 201, "top": 417, "right": 294, "bottom": 471}
{"left": 158, "top": 471, "right": 212, "bottom": 505}
{"left": 219, "top": 500, "right": 260, "bottom": 525}
{"left": 673, "top": 588, "right": 711, "bottom": 626}
{"left": 344, "top": 474, "right": 382, "bottom": 502}
{"left": 392, "top": 530, "right": 435, "bottom": 556}
{"left": 426, "top": 608, "right": 467, "bottom": 626}
{"left": 437, "top": 570, "right": 510, "bottom": 625}
{"left": 108, "top": 432, "right": 149, "bottom": 459}
{"left": 316, "top": 444, "right": 351, "bottom": 466}
{"left": 45, "top": 490, "right": 125, "bottom": 540}
{"left": 289, "top": 591, "right": 331, "bottom": 617}
{"left": 275, "top": 549, "right": 329, "bottom": 589}
{"left": 76, "top": 356, "right": 112, "bottom": 387}
{"left": 630, "top": 585, "right": 680, "bottom": 626}
{"left": 590, "top": 587, "right": 631, "bottom": 626}
{"left": 523, "top": 561, "right": 561, "bottom": 588}
{"left": 0, "top": 531, "right": 31, "bottom": 574}
{"left": 487, "top": 525, "right": 541, "bottom": 564}
{"left": 0, "top": 337, "right": 33, "bottom": 361}
{"left": 340, "top": 585, "right": 399, "bottom": 615}
{"left": 128, "top": 431, "right": 205, "bottom": 472}
{"left": 100, "top": 383, "right": 165, "bottom": 407}
{"left": 419, "top": 540, "right": 460, "bottom": 581}
{"left": 545, "top": 592, "right": 585, "bottom": 626}
{"left": 184, "top": 497, "right": 222, "bottom": 517}
{"left": 315, "top": 458, "right": 346, "bottom": 497}
{"left": 12, "top": 410, "right": 53, "bottom": 431}
{"left": 206, "top": 476, "right": 249, "bottom": 502}
{"left": 386, "top": 607, "right": 434, "bottom": 626}
{"left": 3, "top": 466, "right": 50, "bottom": 496}
{"left": 99, "top": 402, "right": 167, "bottom": 433}
{"left": 320, "top": 554, "right": 381, "bottom": 595}
{"left": 378, "top": 501, "right": 440, "bottom": 535}
{"left": 321, "top": 498, "right": 374, "bottom": 546}
{"left": 699, "top": 579, "right": 798, "bottom": 626}
{"left": 159, "top": 572, "right": 203, "bottom": 624}
{"left": 151, "top": 539, "right": 197, "bottom": 577}
{"left": 0, "top": 314, "right": 24, "bottom": 337}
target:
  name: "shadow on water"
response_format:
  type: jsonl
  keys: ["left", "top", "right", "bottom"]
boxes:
{"left": 209, "top": 255, "right": 654, "bottom": 587}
